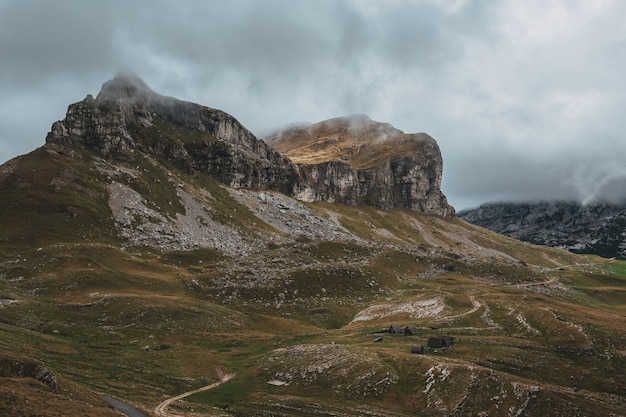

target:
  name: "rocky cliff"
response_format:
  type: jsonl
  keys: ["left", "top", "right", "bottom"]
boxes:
{"left": 46, "top": 72, "right": 299, "bottom": 194}
{"left": 458, "top": 201, "right": 626, "bottom": 259}
{"left": 46, "top": 73, "right": 452, "bottom": 216}
{"left": 268, "top": 115, "right": 454, "bottom": 217}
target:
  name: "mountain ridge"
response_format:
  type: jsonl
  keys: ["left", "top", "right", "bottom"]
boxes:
{"left": 45, "top": 73, "right": 453, "bottom": 217}
{"left": 458, "top": 200, "right": 626, "bottom": 259}
{"left": 46, "top": 73, "right": 299, "bottom": 195}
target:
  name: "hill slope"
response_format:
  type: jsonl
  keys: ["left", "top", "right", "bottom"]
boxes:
{"left": 0, "top": 75, "right": 624, "bottom": 416}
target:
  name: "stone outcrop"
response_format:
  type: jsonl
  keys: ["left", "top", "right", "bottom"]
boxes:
{"left": 293, "top": 152, "right": 448, "bottom": 215}
{"left": 0, "top": 355, "right": 58, "bottom": 392}
{"left": 46, "top": 73, "right": 453, "bottom": 217}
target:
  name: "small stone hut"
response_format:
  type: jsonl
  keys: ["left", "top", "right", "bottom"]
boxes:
{"left": 427, "top": 336, "right": 455, "bottom": 349}
{"left": 404, "top": 325, "right": 418, "bottom": 336}
{"left": 389, "top": 325, "right": 403, "bottom": 334}
{"left": 411, "top": 345, "right": 424, "bottom": 354}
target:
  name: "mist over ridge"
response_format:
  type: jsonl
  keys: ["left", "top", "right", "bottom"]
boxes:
{"left": 3, "top": 1, "right": 626, "bottom": 211}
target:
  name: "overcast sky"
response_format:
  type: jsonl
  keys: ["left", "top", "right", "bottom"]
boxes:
{"left": 2, "top": 0, "right": 626, "bottom": 210}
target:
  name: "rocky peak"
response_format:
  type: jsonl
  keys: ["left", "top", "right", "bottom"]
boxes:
{"left": 267, "top": 115, "right": 406, "bottom": 168}
{"left": 45, "top": 73, "right": 453, "bottom": 217}
{"left": 46, "top": 73, "right": 298, "bottom": 192}
{"left": 95, "top": 70, "right": 156, "bottom": 105}
{"left": 269, "top": 115, "right": 454, "bottom": 217}
{"left": 47, "top": 72, "right": 266, "bottom": 154}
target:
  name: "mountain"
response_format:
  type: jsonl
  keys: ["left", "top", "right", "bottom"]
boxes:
{"left": 46, "top": 71, "right": 299, "bottom": 194}
{"left": 267, "top": 115, "right": 453, "bottom": 217}
{"left": 46, "top": 73, "right": 452, "bottom": 218}
{"left": 0, "top": 74, "right": 625, "bottom": 416}
{"left": 458, "top": 201, "right": 626, "bottom": 259}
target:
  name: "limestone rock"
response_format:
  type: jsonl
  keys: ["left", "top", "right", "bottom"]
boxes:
{"left": 46, "top": 72, "right": 298, "bottom": 194}
{"left": 46, "top": 73, "right": 453, "bottom": 217}
{"left": 0, "top": 357, "right": 59, "bottom": 392}
{"left": 270, "top": 116, "right": 454, "bottom": 217}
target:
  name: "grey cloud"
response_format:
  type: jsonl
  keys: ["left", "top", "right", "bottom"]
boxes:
{"left": 0, "top": 1, "right": 119, "bottom": 85}
{"left": 1, "top": 0, "right": 625, "bottom": 211}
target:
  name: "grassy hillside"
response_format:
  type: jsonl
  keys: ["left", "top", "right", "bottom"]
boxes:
{"left": 0, "top": 146, "right": 118, "bottom": 251}
{"left": 0, "top": 146, "right": 625, "bottom": 416}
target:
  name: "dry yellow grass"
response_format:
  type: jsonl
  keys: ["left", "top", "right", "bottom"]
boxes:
{"left": 270, "top": 115, "right": 432, "bottom": 171}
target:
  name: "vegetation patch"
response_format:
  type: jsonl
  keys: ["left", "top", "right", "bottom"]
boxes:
{"left": 264, "top": 344, "right": 398, "bottom": 399}
{"left": 1, "top": 138, "right": 626, "bottom": 415}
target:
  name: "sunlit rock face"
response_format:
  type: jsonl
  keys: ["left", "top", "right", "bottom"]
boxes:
{"left": 270, "top": 116, "right": 454, "bottom": 217}
{"left": 46, "top": 73, "right": 453, "bottom": 217}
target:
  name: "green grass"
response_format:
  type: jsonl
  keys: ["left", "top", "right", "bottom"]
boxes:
{"left": 601, "top": 259, "right": 626, "bottom": 277}
{"left": 2, "top": 147, "right": 626, "bottom": 416}
{"left": 0, "top": 148, "right": 118, "bottom": 250}
{"left": 2, "top": 243, "right": 625, "bottom": 416}
{"left": 122, "top": 153, "right": 186, "bottom": 218}
{"left": 558, "top": 265, "right": 626, "bottom": 310}
{"left": 128, "top": 114, "right": 219, "bottom": 146}
{"left": 187, "top": 172, "right": 277, "bottom": 236}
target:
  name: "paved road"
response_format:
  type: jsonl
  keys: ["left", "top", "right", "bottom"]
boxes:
{"left": 99, "top": 394, "right": 150, "bottom": 417}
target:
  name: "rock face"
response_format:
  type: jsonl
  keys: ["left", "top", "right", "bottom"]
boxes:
{"left": 46, "top": 72, "right": 298, "bottom": 194}
{"left": 269, "top": 115, "right": 454, "bottom": 217}
{"left": 46, "top": 73, "right": 452, "bottom": 217}
{"left": 458, "top": 201, "right": 626, "bottom": 259}
{"left": 0, "top": 356, "right": 58, "bottom": 392}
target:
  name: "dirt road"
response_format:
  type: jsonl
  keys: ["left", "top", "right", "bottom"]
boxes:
{"left": 444, "top": 295, "right": 482, "bottom": 320}
{"left": 154, "top": 373, "right": 235, "bottom": 417}
{"left": 515, "top": 275, "right": 559, "bottom": 288}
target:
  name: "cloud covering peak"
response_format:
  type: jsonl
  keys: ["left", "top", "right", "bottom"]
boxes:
{"left": 1, "top": 0, "right": 626, "bottom": 210}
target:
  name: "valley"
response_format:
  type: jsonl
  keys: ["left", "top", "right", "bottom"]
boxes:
{"left": 1, "top": 203, "right": 624, "bottom": 416}
{"left": 0, "top": 74, "right": 624, "bottom": 416}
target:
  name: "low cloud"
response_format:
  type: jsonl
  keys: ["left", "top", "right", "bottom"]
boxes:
{"left": 1, "top": 0, "right": 625, "bottom": 210}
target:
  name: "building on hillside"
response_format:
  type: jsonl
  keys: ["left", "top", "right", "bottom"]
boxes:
{"left": 411, "top": 345, "right": 424, "bottom": 354}
{"left": 404, "top": 325, "right": 418, "bottom": 336}
{"left": 427, "top": 336, "right": 455, "bottom": 349}
{"left": 389, "top": 325, "right": 403, "bottom": 334}
{"left": 441, "top": 336, "right": 455, "bottom": 347}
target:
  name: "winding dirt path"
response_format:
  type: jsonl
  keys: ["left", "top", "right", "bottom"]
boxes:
{"left": 443, "top": 296, "right": 482, "bottom": 321}
{"left": 515, "top": 275, "right": 559, "bottom": 288}
{"left": 154, "top": 373, "right": 235, "bottom": 417}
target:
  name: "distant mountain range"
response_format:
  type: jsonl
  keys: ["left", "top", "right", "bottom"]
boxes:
{"left": 458, "top": 201, "right": 626, "bottom": 259}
